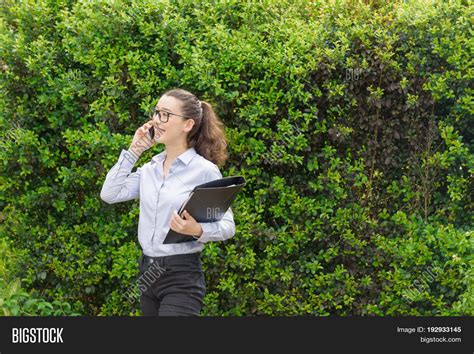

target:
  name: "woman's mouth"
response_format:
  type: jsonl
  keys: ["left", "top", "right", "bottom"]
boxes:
{"left": 152, "top": 123, "right": 165, "bottom": 134}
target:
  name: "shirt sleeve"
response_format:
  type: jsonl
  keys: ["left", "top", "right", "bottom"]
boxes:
{"left": 100, "top": 149, "right": 142, "bottom": 204}
{"left": 194, "top": 165, "right": 236, "bottom": 243}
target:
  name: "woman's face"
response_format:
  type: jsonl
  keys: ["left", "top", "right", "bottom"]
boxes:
{"left": 152, "top": 95, "right": 195, "bottom": 146}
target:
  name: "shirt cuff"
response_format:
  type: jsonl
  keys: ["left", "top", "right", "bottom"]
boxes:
{"left": 194, "top": 222, "right": 219, "bottom": 243}
{"left": 121, "top": 149, "right": 139, "bottom": 167}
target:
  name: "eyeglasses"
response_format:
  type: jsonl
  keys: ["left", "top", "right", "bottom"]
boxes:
{"left": 149, "top": 107, "right": 192, "bottom": 123}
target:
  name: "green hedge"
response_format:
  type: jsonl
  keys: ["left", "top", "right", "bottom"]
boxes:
{"left": 0, "top": 237, "right": 80, "bottom": 315}
{"left": 0, "top": 0, "right": 472, "bottom": 316}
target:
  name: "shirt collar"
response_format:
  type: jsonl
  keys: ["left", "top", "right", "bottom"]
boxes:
{"left": 151, "top": 146, "right": 197, "bottom": 166}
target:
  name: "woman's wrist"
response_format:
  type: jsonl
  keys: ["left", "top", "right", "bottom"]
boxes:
{"left": 129, "top": 138, "right": 149, "bottom": 157}
{"left": 194, "top": 224, "right": 203, "bottom": 238}
{"left": 128, "top": 144, "right": 142, "bottom": 159}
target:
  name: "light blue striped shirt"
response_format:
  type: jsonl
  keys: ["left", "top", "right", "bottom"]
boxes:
{"left": 100, "top": 147, "right": 235, "bottom": 257}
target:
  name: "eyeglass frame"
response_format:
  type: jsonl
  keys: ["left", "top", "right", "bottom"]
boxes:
{"left": 149, "top": 107, "right": 194, "bottom": 123}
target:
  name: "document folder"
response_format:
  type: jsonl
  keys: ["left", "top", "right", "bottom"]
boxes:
{"left": 163, "top": 176, "right": 246, "bottom": 244}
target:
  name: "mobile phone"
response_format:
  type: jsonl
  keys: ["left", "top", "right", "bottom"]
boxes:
{"left": 148, "top": 125, "right": 155, "bottom": 140}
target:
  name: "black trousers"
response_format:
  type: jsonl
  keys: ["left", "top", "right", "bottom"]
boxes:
{"left": 138, "top": 252, "right": 206, "bottom": 316}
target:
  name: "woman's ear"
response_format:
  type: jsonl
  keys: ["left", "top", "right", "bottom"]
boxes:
{"left": 184, "top": 119, "right": 195, "bottom": 133}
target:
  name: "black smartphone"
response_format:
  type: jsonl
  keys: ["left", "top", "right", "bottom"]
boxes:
{"left": 148, "top": 125, "right": 155, "bottom": 140}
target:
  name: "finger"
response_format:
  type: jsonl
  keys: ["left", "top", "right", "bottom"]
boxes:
{"left": 140, "top": 122, "right": 152, "bottom": 132}
{"left": 174, "top": 213, "right": 184, "bottom": 226}
{"left": 171, "top": 220, "right": 182, "bottom": 232}
{"left": 169, "top": 222, "right": 177, "bottom": 232}
{"left": 140, "top": 126, "right": 148, "bottom": 135}
{"left": 170, "top": 218, "right": 179, "bottom": 230}
{"left": 183, "top": 210, "right": 191, "bottom": 220}
{"left": 169, "top": 219, "right": 176, "bottom": 230}
{"left": 170, "top": 213, "right": 177, "bottom": 224}
{"left": 171, "top": 212, "right": 182, "bottom": 224}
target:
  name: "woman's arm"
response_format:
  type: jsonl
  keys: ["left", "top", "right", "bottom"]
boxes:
{"left": 100, "top": 149, "right": 141, "bottom": 204}
{"left": 194, "top": 207, "right": 235, "bottom": 243}
{"left": 101, "top": 120, "right": 159, "bottom": 204}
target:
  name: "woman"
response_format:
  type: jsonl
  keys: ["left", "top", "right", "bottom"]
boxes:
{"left": 100, "top": 88, "right": 235, "bottom": 316}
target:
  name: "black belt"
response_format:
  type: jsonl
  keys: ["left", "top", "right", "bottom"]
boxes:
{"left": 141, "top": 252, "right": 201, "bottom": 267}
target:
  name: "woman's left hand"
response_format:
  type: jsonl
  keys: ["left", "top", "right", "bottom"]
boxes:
{"left": 169, "top": 210, "right": 203, "bottom": 237}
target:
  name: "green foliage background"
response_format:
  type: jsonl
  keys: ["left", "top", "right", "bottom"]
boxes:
{"left": 0, "top": 0, "right": 472, "bottom": 315}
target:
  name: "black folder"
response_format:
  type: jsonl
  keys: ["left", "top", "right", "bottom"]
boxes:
{"left": 163, "top": 176, "right": 246, "bottom": 244}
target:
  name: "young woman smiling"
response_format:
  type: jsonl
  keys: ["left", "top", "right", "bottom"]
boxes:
{"left": 100, "top": 88, "right": 235, "bottom": 316}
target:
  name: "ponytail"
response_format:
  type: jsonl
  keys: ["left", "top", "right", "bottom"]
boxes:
{"left": 189, "top": 101, "right": 228, "bottom": 167}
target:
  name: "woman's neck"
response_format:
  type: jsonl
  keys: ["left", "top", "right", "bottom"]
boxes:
{"left": 164, "top": 143, "right": 189, "bottom": 166}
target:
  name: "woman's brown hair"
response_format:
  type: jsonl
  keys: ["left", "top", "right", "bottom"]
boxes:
{"left": 163, "top": 88, "right": 229, "bottom": 167}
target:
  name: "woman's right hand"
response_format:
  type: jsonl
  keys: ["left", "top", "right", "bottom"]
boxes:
{"left": 128, "top": 120, "right": 161, "bottom": 157}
